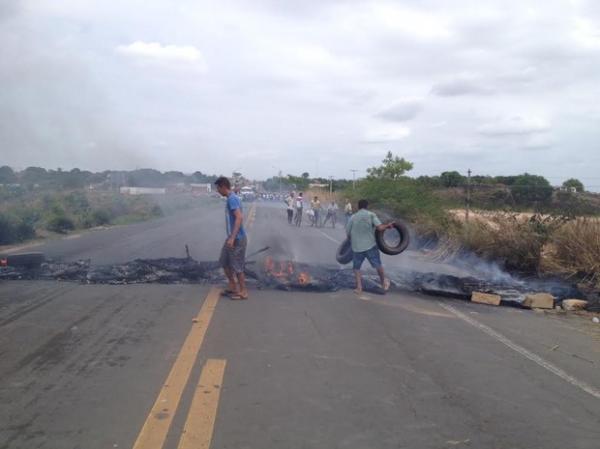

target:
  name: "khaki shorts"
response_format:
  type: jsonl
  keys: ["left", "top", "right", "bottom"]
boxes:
{"left": 219, "top": 236, "right": 247, "bottom": 274}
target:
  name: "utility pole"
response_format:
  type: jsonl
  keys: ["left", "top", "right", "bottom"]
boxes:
{"left": 466, "top": 168, "right": 471, "bottom": 222}
{"left": 329, "top": 176, "right": 333, "bottom": 198}
{"left": 350, "top": 169, "right": 358, "bottom": 190}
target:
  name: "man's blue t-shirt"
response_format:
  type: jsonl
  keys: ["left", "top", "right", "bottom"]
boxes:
{"left": 225, "top": 193, "right": 246, "bottom": 240}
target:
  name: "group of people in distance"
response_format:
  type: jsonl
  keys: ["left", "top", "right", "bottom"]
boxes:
{"left": 284, "top": 192, "right": 353, "bottom": 228}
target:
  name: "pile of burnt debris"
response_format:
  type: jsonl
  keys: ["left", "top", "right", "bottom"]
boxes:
{"left": 0, "top": 254, "right": 582, "bottom": 307}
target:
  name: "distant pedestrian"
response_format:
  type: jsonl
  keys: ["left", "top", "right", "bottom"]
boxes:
{"left": 285, "top": 193, "right": 295, "bottom": 224}
{"left": 323, "top": 201, "right": 339, "bottom": 228}
{"left": 294, "top": 193, "right": 304, "bottom": 226}
{"left": 344, "top": 200, "right": 353, "bottom": 224}
{"left": 215, "top": 176, "right": 248, "bottom": 300}
{"left": 307, "top": 208, "right": 315, "bottom": 225}
{"left": 311, "top": 196, "right": 322, "bottom": 227}
{"left": 346, "top": 199, "right": 393, "bottom": 295}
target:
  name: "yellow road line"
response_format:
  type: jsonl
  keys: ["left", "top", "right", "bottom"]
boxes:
{"left": 177, "top": 359, "right": 227, "bottom": 449}
{"left": 132, "top": 287, "right": 221, "bottom": 449}
{"left": 246, "top": 203, "right": 257, "bottom": 229}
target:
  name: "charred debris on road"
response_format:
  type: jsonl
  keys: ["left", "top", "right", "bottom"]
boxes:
{"left": 0, "top": 252, "right": 584, "bottom": 309}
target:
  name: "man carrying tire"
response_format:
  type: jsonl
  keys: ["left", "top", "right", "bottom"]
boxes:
{"left": 345, "top": 199, "right": 394, "bottom": 294}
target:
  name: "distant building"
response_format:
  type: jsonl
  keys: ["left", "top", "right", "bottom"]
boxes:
{"left": 190, "top": 183, "right": 212, "bottom": 195}
{"left": 120, "top": 187, "right": 166, "bottom": 195}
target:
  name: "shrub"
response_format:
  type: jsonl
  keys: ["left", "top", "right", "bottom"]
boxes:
{"left": 347, "top": 177, "right": 446, "bottom": 223}
{"left": 0, "top": 213, "right": 36, "bottom": 244}
{"left": 510, "top": 174, "right": 553, "bottom": 205}
{"left": 64, "top": 191, "right": 90, "bottom": 213}
{"left": 544, "top": 219, "right": 600, "bottom": 287}
{"left": 46, "top": 213, "right": 75, "bottom": 233}
{"left": 91, "top": 208, "right": 112, "bottom": 225}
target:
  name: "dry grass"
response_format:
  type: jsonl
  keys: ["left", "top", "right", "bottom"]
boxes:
{"left": 430, "top": 213, "right": 569, "bottom": 273}
{"left": 543, "top": 219, "right": 600, "bottom": 287}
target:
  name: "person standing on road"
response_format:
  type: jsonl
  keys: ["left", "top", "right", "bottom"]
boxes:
{"left": 294, "top": 192, "right": 304, "bottom": 226}
{"left": 322, "top": 201, "right": 338, "bottom": 228}
{"left": 285, "top": 193, "right": 295, "bottom": 224}
{"left": 344, "top": 200, "right": 353, "bottom": 224}
{"left": 215, "top": 176, "right": 248, "bottom": 300}
{"left": 311, "top": 196, "right": 322, "bottom": 227}
{"left": 345, "top": 199, "right": 393, "bottom": 295}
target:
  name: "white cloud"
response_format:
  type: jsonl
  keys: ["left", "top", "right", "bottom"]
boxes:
{"left": 376, "top": 98, "right": 423, "bottom": 122}
{"left": 362, "top": 123, "right": 411, "bottom": 143}
{"left": 478, "top": 117, "right": 551, "bottom": 136}
{"left": 336, "top": 2, "right": 453, "bottom": 41}
{"left": 4, "top": 0, "right": 600, "bottom": 186}
{"left": 116, "top": 41, "right": 207, "bottom": 70}
{"left": 572, "top": 17, "right": 600, "bottom": 49}
{"left": 431, "top": 73, "right": 494, "bottom": 96}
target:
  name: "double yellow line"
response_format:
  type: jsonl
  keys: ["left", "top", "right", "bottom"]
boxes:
{"left": 133, "top": 204, "right": 256, "bottom": 449}
{"left": 132, "top": 288, "right": 225, "bottom": 449}
{"left": 132, "top": 202, "right": 258, "bottom": 449}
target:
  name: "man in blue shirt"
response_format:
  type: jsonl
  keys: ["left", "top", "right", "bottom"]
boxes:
{"left": 346, "top": 199, "right": 393, "bottom": 294}
{"left": 215, "top": 176, "right": 248, "bottom": 300}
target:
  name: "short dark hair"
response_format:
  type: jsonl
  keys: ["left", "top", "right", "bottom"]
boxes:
{"left": 358, "top": 199, "right": 368, "bottom": 209}
{"left": 214, "top": 176, "right": 231, "bottom": 189}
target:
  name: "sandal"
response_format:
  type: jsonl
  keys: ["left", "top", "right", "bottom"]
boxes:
{"left": 221, "top": 289, "right": 237, "bottom": 296}
{"left": 230, "top": 293, "right": 249, "bottom": 300}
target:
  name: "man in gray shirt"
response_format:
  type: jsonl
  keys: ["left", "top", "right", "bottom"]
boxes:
{"left": 345, "top": 199, "right": 393, "bottom": 294}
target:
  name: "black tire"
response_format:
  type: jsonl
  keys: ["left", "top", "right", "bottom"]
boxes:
{"left": 5, "top": 252, "right": 46, "bottom": 268}
{"left": 376, "top": 220, "right": 410, "bottom": 256}
{"left": 336, "top": 238, "right": 353, "bottom": 264}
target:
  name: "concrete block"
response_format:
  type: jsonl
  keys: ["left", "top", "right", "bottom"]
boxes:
{"left": 561, "top": 299, "right": 588, "bottom": 311}
{"left": 523, "top": 293, "right": 555, "bottom": 309}
{"left": 471, "top": 291, "right": 501, "bottom": 306}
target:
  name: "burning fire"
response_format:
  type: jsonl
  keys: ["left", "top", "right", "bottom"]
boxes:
{"left": 263, "top": 256, "right": 311, "bottom": 286}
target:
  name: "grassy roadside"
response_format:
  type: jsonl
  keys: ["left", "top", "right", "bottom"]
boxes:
{"left": 0, "top": 188, "right": 215, "bottom": 247}
{"left": 342, "top": 178, "right": 600, "bottom": 300}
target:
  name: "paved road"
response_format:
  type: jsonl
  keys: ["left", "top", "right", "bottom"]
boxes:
{"left": 1, "top": 200, "right": 599, "bottom": 448}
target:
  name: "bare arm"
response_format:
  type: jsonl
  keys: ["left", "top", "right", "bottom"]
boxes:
{"left": 376, "top": 222, "right": 394, "bottom": 232}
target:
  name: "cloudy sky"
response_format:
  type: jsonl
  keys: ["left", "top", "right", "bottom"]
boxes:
{"left": 1, "top": 0, "right": 600, "bottom": 186}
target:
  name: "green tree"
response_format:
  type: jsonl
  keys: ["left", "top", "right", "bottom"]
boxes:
{"left": 22, "top": 166, "right": 48, "bottom": 185}
{"left": 510, "top": 173, "right": 553, "bottom": 205}
{"left": 286, "top": 174, "right": 310, "bottom": 190}
{"left": 440, "top": 171, "right": 465, "bottom": 187}
{"left": 0, "top": 166, "right": 17, "bottom": 184}
{"left": 366, "top": 151, "right": 413, "bottom": 180}
{"left": 562, "top": 178, "right": 584, "bottom": 192}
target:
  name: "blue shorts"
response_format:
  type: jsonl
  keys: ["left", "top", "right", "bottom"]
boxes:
{"left": 352, "top": 246, "right": 382, "bottom": 270}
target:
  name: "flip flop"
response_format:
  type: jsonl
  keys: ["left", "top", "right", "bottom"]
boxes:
{"left": 230, "top": 293, "right": 249, "bottom": 300}
{"left": 221, "top": 289, "right": 237, "bottom": 296}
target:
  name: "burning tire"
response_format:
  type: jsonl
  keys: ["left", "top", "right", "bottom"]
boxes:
{"left": 336, "top": 238, "right": 353, "bottom": 265}
{"left": 376, "top": 220, "right": 410, "bottom": 256}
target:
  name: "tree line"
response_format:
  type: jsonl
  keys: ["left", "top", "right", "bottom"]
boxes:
{"left": 0, "top": 166, "right": 218, "bottom": 190}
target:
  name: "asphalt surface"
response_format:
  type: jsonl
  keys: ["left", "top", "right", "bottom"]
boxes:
{"left": 1, "top": 199, "right": 599, "bottom": 449}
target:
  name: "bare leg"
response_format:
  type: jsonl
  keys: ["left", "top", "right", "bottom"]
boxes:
{"left": 377, "top": 267, "right": 390, "bottom": 291}
{"left": 353, "top": 270, "right": 363, "bottom": 294}
{"left": 223, "top": 267, "right": 238, "bottom": 293}
{"left": 236, "top": 272, "right": 247, "bottom": 297}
